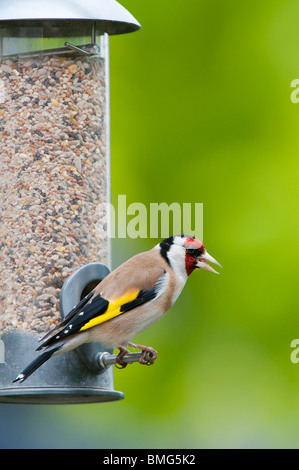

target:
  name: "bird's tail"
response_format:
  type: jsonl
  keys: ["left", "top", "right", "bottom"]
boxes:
{"left": 13, "top": 346, "right": 61, "bottom": 383}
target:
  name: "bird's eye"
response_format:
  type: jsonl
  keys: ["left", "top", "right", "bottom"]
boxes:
{"left": 186, "top": 248, "right": 203, "bottom": 257}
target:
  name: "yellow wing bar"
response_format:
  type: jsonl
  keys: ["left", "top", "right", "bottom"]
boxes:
{"left": 79, "top": 290, "right": 140, "bottom": 332}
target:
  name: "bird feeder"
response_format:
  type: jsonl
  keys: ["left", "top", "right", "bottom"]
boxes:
{"left": 0, "top": 0, "right": 140, "bottom": 404}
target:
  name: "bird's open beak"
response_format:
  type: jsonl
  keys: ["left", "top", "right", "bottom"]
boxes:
{"left": 195, "top": 251, "right": 222, "bottom": 274}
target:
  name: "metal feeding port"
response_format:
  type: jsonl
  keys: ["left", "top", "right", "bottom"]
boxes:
{"left": 0, "top": 0, "right": 140, "bottom": 404}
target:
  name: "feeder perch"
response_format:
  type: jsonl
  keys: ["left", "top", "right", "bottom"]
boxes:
{"left": 0, "top": 0, "right": 140, "bottom": 404}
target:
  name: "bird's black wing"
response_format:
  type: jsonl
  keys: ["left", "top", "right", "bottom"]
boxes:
{"left": 36, "top": 293, "right": 109, "bottom": 350}
{"left": 37, "top": 290, "right": 94, "bottom": 344}
{"left": 37, "top": 276, "right": 164, "bottom": 352}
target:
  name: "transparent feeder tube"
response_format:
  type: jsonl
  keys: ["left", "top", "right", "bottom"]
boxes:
{"left": 0, "top": 27, "right": 110, "bottom": 337}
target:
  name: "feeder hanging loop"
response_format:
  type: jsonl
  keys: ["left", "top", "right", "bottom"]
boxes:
{"left": 64, "top": 42, "right": 100, "bottom": 56}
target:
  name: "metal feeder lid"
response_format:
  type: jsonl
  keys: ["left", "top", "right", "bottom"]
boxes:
{"left": 0, "top": 0, "right": 141, "bottom": 35}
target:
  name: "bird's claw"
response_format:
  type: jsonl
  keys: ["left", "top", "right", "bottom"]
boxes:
{"left": 115, "top": 361, "right": 128, "bottom": 369}
{"left": 139, "top": 352, "right": 155, "bottom": 366}
{"left": 114, "top": 347, "right": 129, "bottom": 369}
{"left": 114, "top": 344, "right": 158, "bottom": 369}
{"left": 129, "top": 343, "right": 158, "bottom": 366}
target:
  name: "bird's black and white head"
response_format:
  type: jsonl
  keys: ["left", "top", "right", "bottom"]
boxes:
{"left": 159, "top": 235, "right": 221, "bottom": 278}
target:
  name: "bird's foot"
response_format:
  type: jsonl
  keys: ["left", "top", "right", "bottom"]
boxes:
{"left": 128, "top": 343, "right": 158, "bottom": 366}
{"left": 115, "top": 346, "right": 129, "bottom": 369}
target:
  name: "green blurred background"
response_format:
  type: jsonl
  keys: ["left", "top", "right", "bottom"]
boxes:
{"left": 1, "top": 0, "right": 299, "bottom": 448}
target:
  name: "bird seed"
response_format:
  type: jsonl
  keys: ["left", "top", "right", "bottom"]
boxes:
{"left": 0, "top": 54, "right": 109, "bottom": 334}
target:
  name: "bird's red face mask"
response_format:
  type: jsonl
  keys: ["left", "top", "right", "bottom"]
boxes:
{"left": 184, "top": 237, "right": 221, "bottom": 276}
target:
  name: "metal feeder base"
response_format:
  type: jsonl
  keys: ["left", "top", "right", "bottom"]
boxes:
{"left": 0, "top": 388, "right": 123, "bottom": 405}
{"left": 0, "top": 331, "right": 124, "bottom": 405}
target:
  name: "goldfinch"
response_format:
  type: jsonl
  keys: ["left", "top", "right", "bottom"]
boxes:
{"left": 13, "top": 235, "right": 221, "bottom": 383}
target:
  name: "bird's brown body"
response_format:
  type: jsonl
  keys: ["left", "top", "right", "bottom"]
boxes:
{"left": 13, "top": 235, "right": 221, "bottom": 383}
{"left": 85, "top": 247, "right": 182, "bottom": 348}
{"left": 47, "top": 245, "right": 185, "bottom": 353}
